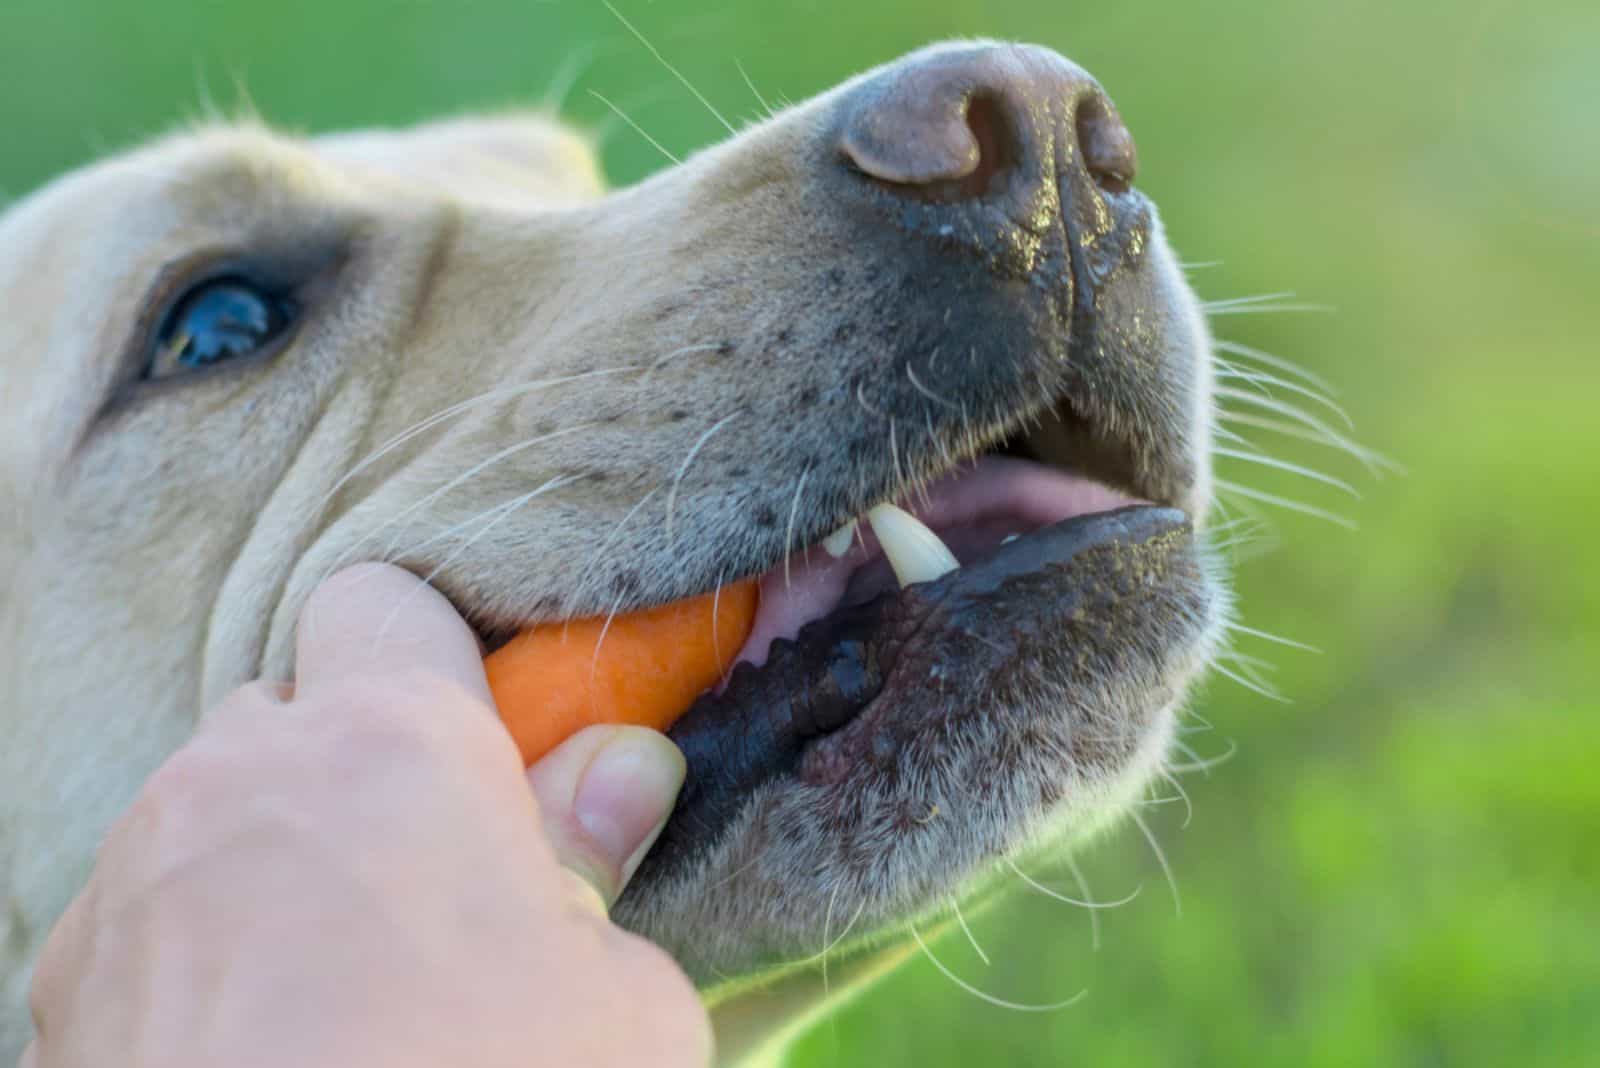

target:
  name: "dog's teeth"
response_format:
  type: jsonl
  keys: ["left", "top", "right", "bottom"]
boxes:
{"left": 1002, "top": 533, "right": 1019, "bottom": 544}
{"left": 867, "top": 504, "right": 959, "bottom": 587}
{"left": 822, "top": 519, "right": 859, "bottom": 558}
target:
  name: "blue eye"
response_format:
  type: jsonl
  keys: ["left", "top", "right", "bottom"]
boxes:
{"left": 147, "top": 278, "right": 294, "bottom": 380}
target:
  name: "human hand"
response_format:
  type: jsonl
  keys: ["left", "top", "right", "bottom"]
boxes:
{"left": 24, "top": 564, "right": 712, "bottom": 1068}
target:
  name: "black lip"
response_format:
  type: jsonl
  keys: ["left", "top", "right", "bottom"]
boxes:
{"left": 632, "top": 504, "right": 1190, "bottom": 887}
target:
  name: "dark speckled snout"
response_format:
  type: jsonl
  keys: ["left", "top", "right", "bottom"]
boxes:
{"left": 833, "top": 42, "right": 1138, "bottom": 230}
{"left": 817, "top": 40, "right": 1156, "bottom": 330}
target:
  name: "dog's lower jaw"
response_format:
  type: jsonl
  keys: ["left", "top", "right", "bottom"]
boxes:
{"left": 691, "top": 682, "right": 1201, "bottom": 1067}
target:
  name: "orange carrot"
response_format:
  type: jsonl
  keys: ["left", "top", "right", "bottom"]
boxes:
{"left": 484, "top": 582, "right": 759, "bottom": 766}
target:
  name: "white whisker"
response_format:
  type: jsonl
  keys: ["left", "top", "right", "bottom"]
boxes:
{"left": 1131, "top": 810, "right": 1181, "bottom": 917}
{"left": 907, "top": 362, "right": 959, "bottom": 408}
{"left": 734, "top": 58, "right": 775, "bottom": 119}
{"left": 1216, "top": 649, "right": 1279, "bottom": 673}
{"left": 382, "top": 491, "right": 532, "bottom": 564}
{"left": 1217, "top": 652, "right": 1283, "bottom": 697}
{"left": 950, "top": 897, "right": 991, "bottom": 966}
{"left": 1212, "top": 446, "right": 1360, "bottom": 498}
{"left": 542, "top": 44, "right": 598, "bottom": 112}
{"left": 588, "top": 590, "right": 630, "bottom": 685}
{"left": 1007, "top": 858, "right": 1144, "bottom": 910}
{"left": 1206, "top": 301, "right": 1334, "bottom": 317}
{"left": 1064, "top": 856, "right": 1103, "bottom": 951}
{"left": 888, "top": 417, "right": 904, "bottom": 489}
{"left": 564, "top": 485, "right": 662, "bottom": 616}
{"left": 1213, "top": 338, "right": 1340, "bottom": 398}
{"left": 601, "top": 0, "right": 736, "bottom": 135}
{"left": 1201, "top": 514, "right": 1277, "bottom": 557}
{"left": 1158, "top": 770, "right": 1194, "bottom": 830}
{"left": 927, "top": 408, "right": 955, "bottom": 468}
{"left": 909, "top": 924, "right": 1086, "bottom": 1012}
{"left": 711, "top": 568, "right": 728, "bottom": 673}
{"left": 333, "top": 423, "right": 594, "bottom": 580}
{"left": 1167, "top": 738, "right": 1238, "bottom": 776}
{"left": 1219, "top": 411, "right": 1398, "bottom": 475}
{"left": 1201, "top": 291, "right": 1298, "bottom": 310}
{"left": 782, "top": 465, "right": 812, "bottom": 590}
{"left": 1226, "top": 621, "right": 1321, "bottom": 653}
{"left": 314, "top": 369, "right": 634, "bottom": 525}
{"left": 587, "top": 89, "right": 681, "bottom": 165}
{"left": 1215, "top": 478, "right": 1358, "bottom": 530}
{"left": 1211, "top": 658, "right": 1291, "bottom": 703}
{"left": 1215, "top": 362, "right": 1354, "bottom": 429}
{"left": 1211, "top": 422, "right": 1255, "bottom": 447}
{"left": 665, "top": 413, "right": 738, "bottom": 547}
{"left": 1213, "top": 385, "right": 1353, "bottom": 443}
{"left": 856, "top": 380, "right": 884, "bottom": 419}
{"left": 789, "top": 892, "right": 865, "bottom": 970}
{"left": 648, "top": 341, "right": 725, "bottom": 373}
{"left": 371, "top": 475, "right": 578, "bottom": 650}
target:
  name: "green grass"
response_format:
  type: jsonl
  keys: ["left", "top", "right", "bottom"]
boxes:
{"left": 5, "top": 0, "right": 1596, "bottom": 1063}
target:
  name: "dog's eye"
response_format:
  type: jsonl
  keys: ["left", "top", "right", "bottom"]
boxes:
{"left": 146, "top": 278, "right": 295, "bottom": 380}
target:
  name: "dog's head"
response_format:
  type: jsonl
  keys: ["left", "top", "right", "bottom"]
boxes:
{"left": 0, "top": 40, "right": 1222, "bottom": 1026}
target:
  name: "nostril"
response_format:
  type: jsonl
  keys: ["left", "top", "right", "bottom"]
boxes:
{"left": 1075, "top": 93, "right": 1138, "bottom": 194}
{"left": 958, "top": 93, "right": 1014, "bottom": 200}
{"left": 839, "top": 88, "right": 1021, "bottom": 205}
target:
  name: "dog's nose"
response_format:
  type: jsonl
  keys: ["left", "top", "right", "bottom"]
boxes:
{"left": 835, "top": 43, "right": 1137, "bottom": 204}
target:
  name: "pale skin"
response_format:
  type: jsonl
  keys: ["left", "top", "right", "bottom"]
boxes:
{"left": 22, "top": 564, "right": 713, "bottom": 1068}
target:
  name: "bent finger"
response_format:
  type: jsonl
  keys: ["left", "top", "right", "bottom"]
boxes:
{"left": 294, "top": 563, "right": 491, "bottom": 708}
{"left": 526, "top": 725, "right": 686, "bottom": 910}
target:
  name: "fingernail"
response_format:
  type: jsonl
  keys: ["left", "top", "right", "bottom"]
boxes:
{"left": 574, "top": 731, "right": 686, "bottom": 886}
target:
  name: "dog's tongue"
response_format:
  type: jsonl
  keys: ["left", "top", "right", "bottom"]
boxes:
{"left": 484, "top": 582, "right": 758, "bottom": 766}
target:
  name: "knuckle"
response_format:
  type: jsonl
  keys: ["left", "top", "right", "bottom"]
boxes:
{"left": 226, "top": 678, "right": 291, "bottom": 708}
{"left": 135, "top": 743, "right": 231, "bottom": 821}
{"left": 315, "top": 681, "right": 445, "bottom": 764}
{"left": 202, "top": 680, "right": 287, "bottom": 734}
{"left": 305, "top": 673, "right": 506, "bottom": 774}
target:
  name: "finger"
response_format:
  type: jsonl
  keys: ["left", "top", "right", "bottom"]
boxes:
{"left": 28, "top": 882, "right": 96, "bottom": 1042}
{"left": 294, "top": 563, "right": 491, "bottom": 707}
{"left": 526, "top": 725, "right": 686, "bottom": 910}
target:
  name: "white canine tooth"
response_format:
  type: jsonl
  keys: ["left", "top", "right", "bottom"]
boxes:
{"left": 822, "top": 519, "right": 859, "bottom": 558}
{"left": 1002, "top": 533, "right": 1020, "bottom": 544}
{"left": 867, "top": 504, "right": 960, "bottom": 587}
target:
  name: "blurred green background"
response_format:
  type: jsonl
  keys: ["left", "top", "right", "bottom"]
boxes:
{"left": 4, "top": 0, "right": 1595, "bottom": 1064}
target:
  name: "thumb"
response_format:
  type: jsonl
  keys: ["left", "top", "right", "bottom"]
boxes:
{"left": 526, "top": 725, "right": 686, "bottom": 912}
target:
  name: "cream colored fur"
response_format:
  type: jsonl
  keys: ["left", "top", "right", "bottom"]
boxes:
{"left": 0, "top": 42, "right": 1219, "bottom": 1064}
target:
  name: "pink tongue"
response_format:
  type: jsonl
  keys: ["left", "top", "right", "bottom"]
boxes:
{"left": 725, "top": 457, "right": 1140, "bottom": 675}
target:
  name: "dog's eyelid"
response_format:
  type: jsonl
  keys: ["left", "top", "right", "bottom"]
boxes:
{"left": 99, "top": 239, "right": 345, "bottom": 412}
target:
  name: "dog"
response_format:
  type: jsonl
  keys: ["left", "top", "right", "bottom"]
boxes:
{"left": 0, "top": 41, "right": 1223, "bottom": 1063}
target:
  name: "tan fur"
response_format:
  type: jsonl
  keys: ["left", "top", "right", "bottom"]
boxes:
{"left": 0, "top": 42, "right": 1221, "bottom": 1063}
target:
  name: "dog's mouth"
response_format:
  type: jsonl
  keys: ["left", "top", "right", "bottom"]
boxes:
{"left": 636, "top": 400, "right": 1200, "bottom": 880}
